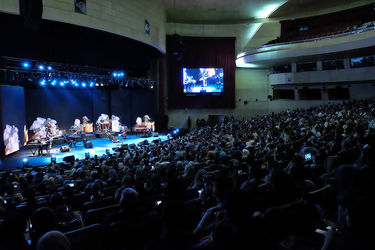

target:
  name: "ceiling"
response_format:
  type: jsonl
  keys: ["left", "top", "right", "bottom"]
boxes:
{"left": 163, "top": 0, "right": 375, "bottom": 24}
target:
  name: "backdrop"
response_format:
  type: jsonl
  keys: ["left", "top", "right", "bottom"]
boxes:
{"left": 0, "top": 85, "right": 26, "bottom": 157}
{"left": 24, "top": 88, "right": 156, "bottom": 131}
{"left": 167, "top": 36, "right": 236, "bottom": 109}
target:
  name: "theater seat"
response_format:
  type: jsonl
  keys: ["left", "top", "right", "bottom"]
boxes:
{"left": 82, "top": 197, "right": 116, "bottom": 214}
{"left": 84, "top": 204, "right": 120, "bottom": 226}
{"left": 65, "top": 223, "right": 104, "bottom": 250}
{"left": 106, "top": 211, "right": 160, "bottom": 250}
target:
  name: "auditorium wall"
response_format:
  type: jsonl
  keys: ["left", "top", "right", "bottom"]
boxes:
{"left": 0, "top": 0, "right": 166, "bottom": 52}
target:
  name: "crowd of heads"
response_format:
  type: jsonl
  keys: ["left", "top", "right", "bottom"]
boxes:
{"left": 1, "top": 98, "right": 375, "bottom": 249}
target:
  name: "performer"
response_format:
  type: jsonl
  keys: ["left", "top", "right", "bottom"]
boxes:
{"left": 70, "top": 119, "right": 82, "bottom": 135}
{"left": 184, "top": 74, "right": 196, "bottom": 92}
{"left": 199, "top": 68, "right": 216, "bottom": 89}
{"left": 82, "top": 116, "right": 93, "bottom": 133}
{"left": 96, "top": 114, "right": 110, "bottom": 132}
{"left": 143, "top": 115, "right": 155, "bottom": 132}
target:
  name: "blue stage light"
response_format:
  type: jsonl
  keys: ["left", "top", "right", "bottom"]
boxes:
{"left": 74, "top": 83, "right": 79, "bottom": 87}
{"left": 113, "top": 73, "right": 118, "bottom": 77}
{"left": 51, "top": 155, "right": 56, "bottom": 164}
{"left": 47, "top": 66, "right": 52, "bottom": 70}
{"left": 89, "top": 82, "right": 94, "bottom": 87}
{"left": 22, "top": 158, "right": 29, "bottom": 167}
{"left": 22, "top": 62, "right": 30, "bottom": 69}
{"left": 60, "top": 81, "right": 64, "bottom": 86}
{"left": 40, "top": 79, "right": 46, "bottom": 86}
{"left": 119, "top": 72, "right": 125, "bottom": 77}
{"left": 51, "top": 80, "right": 56, "bottom": 86}
{"left": 38, "top": 65, "right": 45, "bottom": 70}
{"left": 81, "top": 82, "right": 86, "bottom": 87}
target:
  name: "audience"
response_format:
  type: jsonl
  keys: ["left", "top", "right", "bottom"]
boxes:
{"left": 0, "top": 98, "right": 375, "bottom": 249}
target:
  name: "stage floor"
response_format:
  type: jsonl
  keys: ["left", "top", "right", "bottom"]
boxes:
{"left": 0, "top": 134, "right": 168, "bottom": 170}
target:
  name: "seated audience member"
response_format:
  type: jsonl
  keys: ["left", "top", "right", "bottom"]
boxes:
{"left": 36, "top": 231, "right": 71, "bottom": 250}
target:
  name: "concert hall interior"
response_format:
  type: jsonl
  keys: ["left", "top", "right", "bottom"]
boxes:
{"left": 1, "top": 0, "right": 375, "bottom": 250}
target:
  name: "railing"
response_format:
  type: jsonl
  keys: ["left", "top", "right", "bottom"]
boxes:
{"left": 260, "top": 22, "right": 375, "bottom": 49}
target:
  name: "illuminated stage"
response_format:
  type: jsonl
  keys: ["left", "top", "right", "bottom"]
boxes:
{"left": 0, "top": 134, "right": 168, "bottom": 170}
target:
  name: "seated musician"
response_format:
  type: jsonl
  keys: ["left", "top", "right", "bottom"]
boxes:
{"left": 82, "top": 116, "right": 93, "bottom": 133}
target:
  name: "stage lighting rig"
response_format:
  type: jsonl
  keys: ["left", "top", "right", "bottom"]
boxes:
{"left": 1, "top": 56, "right": 157, "bottom": 90}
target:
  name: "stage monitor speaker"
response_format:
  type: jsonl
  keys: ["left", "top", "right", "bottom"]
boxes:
{"left": 121, "top": 144, "right": 128, "bottom": 149}
{"left": 153, "top": 139, "right": 161, "bottom": 144}
{"left": 19, "top": 0, "right": 43, "bottom": 30}
{"left": 60, "top": 146, "right": 70, "bottom": 152}
{"left": 153, "top": 132, "right": 159, "bottom": 137}
{"left": 63, "top": 155, "right": 75, "bottom": 163}
{"left": 84, "top": 142, "right": 93, "bottom": 148}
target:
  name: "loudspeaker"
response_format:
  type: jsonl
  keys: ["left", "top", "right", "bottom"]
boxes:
{"left": 63, "top": 155, "right": 75, "bottom": 163}
{"left": 84, "top": 142, "right": 93, "bottom": 148}
{"left": 169, "top": 34, "right": 183, "bottom": 58}
{"left": 19, "top": 0, "right": 43, "bottom": 30}
{"left": 153, "top": 132, "right": 159, "bottom": 137}
{"left": 153, "top": 139, "right": 161, "bottom": 144}
{"left": 121, "top": 144, "right": 128, "bottom": 149}
{"left": 60, "top": 146, "right": 70, "bottom": 152}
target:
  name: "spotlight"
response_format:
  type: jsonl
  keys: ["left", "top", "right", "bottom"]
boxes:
{"left": 74, "top": 83, "right": 79, "bottom": 87}
{"left": 89, "top": 82, "right": 94, "bottom": 87}
{"left": 100, "top": 84, "right": 104, "bottom": 87}
{"left": 51, "top": 155, "right": 56, "bottom": 164}
{"left": 38, "top": 65, "right": 45, "bottom": 70}
{"left": 119, "top": 72, "right": 125, "bottom": 77}
{"left": 40, "top": 79, "right": 46, "bottom": 86}
{"left": 51, "top": 80, "right": 56, "bottom": 86}
{"left": 60, "top": 82, "right": 65, "bottom": 86}
{"left": 47, "top": 66, "right": 52, "bottom": 70}
{"left": 81, "top": 82, "right": 86, "bottom": 87}
{"left": 22, "top": 62, "right": 30, "bottom": 69}
{"left": 22, "top": 158, "right": 29, "bottom": 167}
{"left": 95, "top": 83, "right": 99, "bottom": 86}
{"left": 113, "top": 73, "right": 117, "bottom": 77}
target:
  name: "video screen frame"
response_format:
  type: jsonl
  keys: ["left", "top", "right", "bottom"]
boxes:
{"left": 183, "top": 68, "right": 224, "bottom": 95}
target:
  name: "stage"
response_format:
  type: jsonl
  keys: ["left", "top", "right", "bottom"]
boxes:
{"left": 0, "top": 134, "right": 168, "bottom": 170}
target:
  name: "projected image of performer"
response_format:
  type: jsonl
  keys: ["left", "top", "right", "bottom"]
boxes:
{"left": 199, "top": 68, "right": 216, "bottom": 89}
{"left": 184, "top": 74, "right": 196, "bottom": 92}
